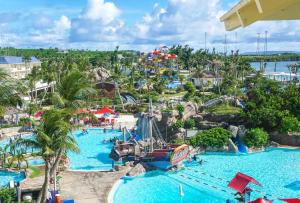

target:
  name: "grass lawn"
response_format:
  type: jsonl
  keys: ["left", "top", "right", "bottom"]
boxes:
{"left": 28, "top": 166, "right": 44, "bottom": 179}
{"left": 163, "top": 91, "right": 187, "bottom": 98}
{"left": 206, "top": 103, "right": 242, "bottom": 115}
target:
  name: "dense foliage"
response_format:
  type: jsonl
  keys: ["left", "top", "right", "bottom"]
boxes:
{"left": 184, "top": 119, "right": 195, "bottom": 129}
{"left": 0, "top": 188, "right": 16, "bottom": 203}
{"left": 189, "top": 128, "right": 231, "bottom": 148}
{"left": 244, "top": 128, "right": 269, "bottom": 148}
{"left": 243, "top": 74, "right": 300, "bottom": 131}
{"left": 171, "top": 120, "right": 184, "bottom": 130}
{"left": 176, "top": 104, "right": 185, "bottom": 118}
{"left": 281, "top": 116, "right": 300, "bottom": 133}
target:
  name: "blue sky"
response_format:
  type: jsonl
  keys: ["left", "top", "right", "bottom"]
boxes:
{"left": 0, "top": 0, "right": 299, "bottom": 52}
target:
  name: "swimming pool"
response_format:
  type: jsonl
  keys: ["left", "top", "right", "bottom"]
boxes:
{"left": 68, "top": 128, "right": 124, "bottom": 171}
{"left": 0, "top": 170, "right": 25, "bottom": 187}
{"left": 166, "top": 81, "right": 182, "bottom": 89}
{"left": 113, "top": 148, "right": 300, "bottom": 203}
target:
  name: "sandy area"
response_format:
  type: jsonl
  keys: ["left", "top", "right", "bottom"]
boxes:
{"left": 60, "top": 170, "right": 129, "bottom": 203}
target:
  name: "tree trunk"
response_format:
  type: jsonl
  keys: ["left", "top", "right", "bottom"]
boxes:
{"left": 50, "top": 149, "right": 62, "bottom": 177}
{"left": 37, "top": 162, "right": 51, "bottom": 203}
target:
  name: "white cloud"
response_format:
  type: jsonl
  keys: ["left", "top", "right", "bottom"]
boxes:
{"left": 2, "top": 0, "right": 300, "bottom": 52}
{"left": 82, "top": 0, "right": 121, "bottom": 24}
{"left": 55, "top": 15, "right": 71, "bottom": 31}
{"left": 69, "top": 0, "right": 125, "bottom": 43}
{"left": 131, "top": 0, "right": 225, "bottom": 48}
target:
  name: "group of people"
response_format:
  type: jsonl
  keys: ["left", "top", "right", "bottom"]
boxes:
{"left": 103, "top": 136, "right": 119, "bottom": 144}
{"left": 188, "top": 154, "right": 206, "bottom": 165}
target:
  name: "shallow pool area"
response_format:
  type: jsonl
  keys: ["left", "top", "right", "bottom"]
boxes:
{"left": 113, "top": 147, "right": 300, "bottom": 203}
{"left": 0, "top": 170, "right": 25, "bottom": 187}
{"left": 68, "top": 128, "right": 123, "bottom": 171}
{"left": 166, "top": 81, "right": 182, "bottom": 89}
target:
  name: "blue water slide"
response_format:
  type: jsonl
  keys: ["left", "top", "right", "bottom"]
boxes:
{"left": 237, "top": 143, "right": 248, "bottom": 154}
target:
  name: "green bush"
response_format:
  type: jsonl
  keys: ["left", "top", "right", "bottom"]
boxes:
{"left": 19, "top": 117, "right": 33, "bottom": 126}
{"left": 183, "top": 92, "right": 193, "bottom": 101}
{"left": 189, "top": 128, "right": 231, "bottom": 148}
{"left": 171, "top": 120, "right": 184, "bottom": 130}
{"left": 174, "top": 138, "right": 186, "bottom": 145}
{"left": 281, "top": 116, "right": 300, "bottom": 133}
{"left": 184, "top": 82, "right": 195, "bottom": 94}
{"left": 161, "top": 108, "right": 173, "bottom": 113}
{"left": 184, "top": 119, "right": 195, "bottom": 129}
{"left": 176, "top": 104, "right": 184, "bottom": 118}
{"left": 244, "top": 128, "right": 269, "bottom": 148}
{"left": 0, "top": 188, "right": 16, "bottom": 203}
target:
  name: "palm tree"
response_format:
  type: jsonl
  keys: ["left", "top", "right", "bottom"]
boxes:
{"left": 51, "top": 69, "right": 97, "bottom": 109}
{"left": 0, "top": 69, "right": 24, "bottom": 117}
{"left": 17, "top": 109, "right": 79, "bottom": 203}
{"left": 0, "top": 145, "right": 9, "bottom": 168}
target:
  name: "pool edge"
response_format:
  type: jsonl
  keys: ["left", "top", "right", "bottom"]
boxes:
{"left": 107, "top": 179, "right": 121, "bottom": 203}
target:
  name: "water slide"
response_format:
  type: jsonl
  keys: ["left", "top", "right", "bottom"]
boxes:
{"left": 237, "top": 143, "right": 248, "bottom": 154}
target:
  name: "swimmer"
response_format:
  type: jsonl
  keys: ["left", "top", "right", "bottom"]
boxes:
{"left": 198, "top": 159, "right": 206, "bottom": 165}
{"left": 193, "top": 155, "right": 197, "bottom": 161}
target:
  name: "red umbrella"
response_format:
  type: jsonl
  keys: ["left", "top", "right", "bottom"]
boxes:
{"left": 280, "top": 198, "right": 300, "bottom": 203}
{"left": 248, "top": 198, "right": 272, "bottom": 203}
{"left": 228, "top": 172, "right": 261, "bottom": 193}
{"left": 34, "top": 111, "right": 43, "bottom": 119}
{"left": 94, "top": 106, "right": 115, "bottom": 114}
{"left": 169, "top": 53, "right": 178, "bottom": 59}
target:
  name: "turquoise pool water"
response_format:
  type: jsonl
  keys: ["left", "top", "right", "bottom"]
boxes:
{"left": 0, "top": 170, "right": 25, "bottom": 187}
{"left": 28, "top": 159, "right": 45, "bottom": 166}
{"left": 167, "top": 81, "right": 182, "bottom": 89}
{"left": 69, "top": 128, "right": 123, "bottom": 171}
{"left": 114, "top": 148, "right": 300, "bottom": 203}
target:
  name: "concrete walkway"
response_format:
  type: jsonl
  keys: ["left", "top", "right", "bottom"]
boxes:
{"left": 60, "top": 170, "right": 128, "bottom": 203}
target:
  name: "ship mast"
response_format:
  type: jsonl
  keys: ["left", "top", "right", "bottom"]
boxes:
{"left": 149, "top": 99, "right": 154, "bottom": 153}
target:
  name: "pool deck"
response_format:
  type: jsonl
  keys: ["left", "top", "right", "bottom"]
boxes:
{"left": 60, "top": 168, "right": 130, "bottom": 203}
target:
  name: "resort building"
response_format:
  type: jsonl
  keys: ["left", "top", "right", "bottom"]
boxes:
{"left": 0, "top": 56, "right": 41, "bottom": 79}
{"left": 191, "top": 71, "right": 223, "bottom": 89}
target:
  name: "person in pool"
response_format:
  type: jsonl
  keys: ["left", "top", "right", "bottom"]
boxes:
{"left": 82, "top": 128, "right": 88, "bottom": 134}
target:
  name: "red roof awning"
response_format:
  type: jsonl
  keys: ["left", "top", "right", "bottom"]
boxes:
{"left": 94, "top": 106, "right": 115, "bottom": 114}
{"left": 280, "top": 199, "right": 300, "bottom": 203}
{"left": 228, "top": 172, "right": 261, "bottom": 193}
{"left": 248, "top": 198, "right": 272, "bottom": 203}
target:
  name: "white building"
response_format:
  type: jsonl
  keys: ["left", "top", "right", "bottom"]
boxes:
{"left": 0, "top": 56, "right": 41, "bottom": 79}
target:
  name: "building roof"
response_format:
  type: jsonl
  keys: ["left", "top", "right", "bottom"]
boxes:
{"left": 0, "top": 56, "right": 40, "bottom": 65}
{"left": 220, "top": 0, "right": 300, "bottom": 31}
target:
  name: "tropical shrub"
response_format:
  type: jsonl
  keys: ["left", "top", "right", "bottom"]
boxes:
{"left": 184, "top": 119, "right": 195, "bottom": 129}
{"left": 184, "top": 82, "right": 195, "bottom": 94}
{"left": 174, "top": 138, "right": 186, "bottom": 145}
{"left": 161, "top": 108, "right": 173, "bottom": 113}
{"left": 171, "top": 120, "right": 184, "bottom": 130}
{"left": 243, "top": 76, "right": 300, "bottom": 131}
{"left": 281, "top": 116, "right": 300, "bottom": 133}
{"left": 0, "top": 188, "right": 16, "bottom": 203}
{"left": 244, "top": 128, "right": 269, "bottom": 148}
{"left": 176, "top": 104, "right": 184, "bottom": 118}
{"left": 189, "top": 128, "right": 231, "bottom": 148}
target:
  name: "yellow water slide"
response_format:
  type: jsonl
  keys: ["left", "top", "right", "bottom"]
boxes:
{"left": 220, "top": 0, "right": 300, "bottom": 31}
